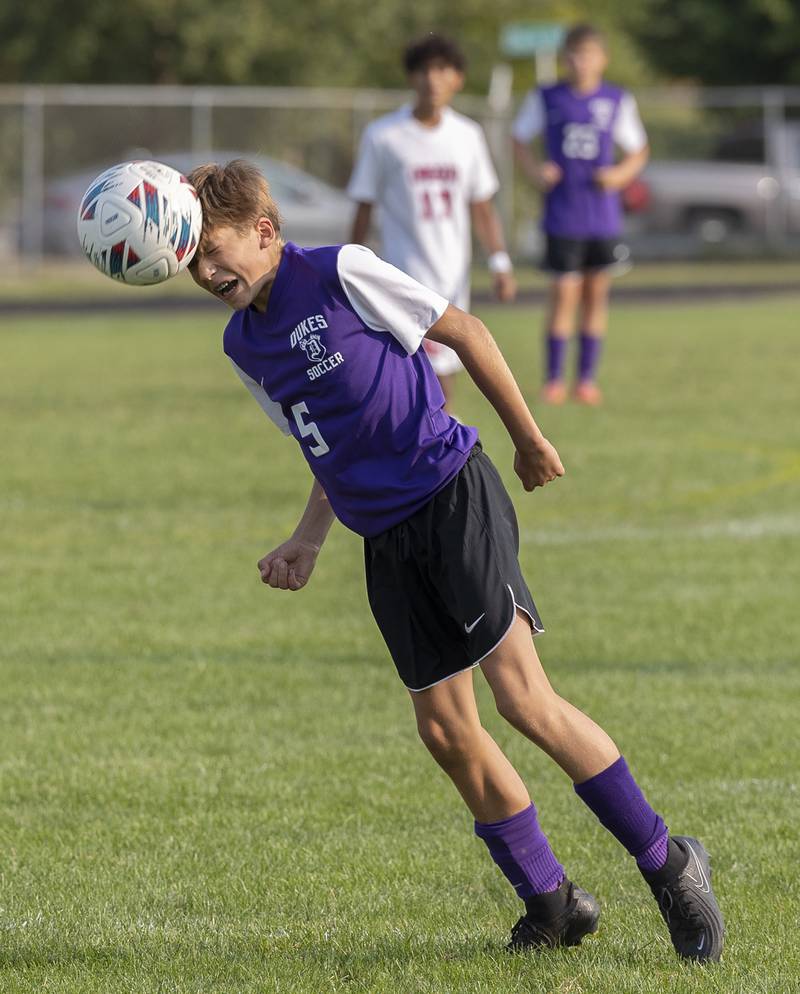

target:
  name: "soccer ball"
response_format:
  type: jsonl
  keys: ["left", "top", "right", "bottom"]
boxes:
{"left": 77, "top": 160, "right": 202, "bottom": 285}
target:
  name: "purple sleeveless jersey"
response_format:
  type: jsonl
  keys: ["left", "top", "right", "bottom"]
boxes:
{"left": 223, "top": 243, "right": 478, "bottom": 538}
{"left": 542, "top": 82, "right": 626, "bottom": 239}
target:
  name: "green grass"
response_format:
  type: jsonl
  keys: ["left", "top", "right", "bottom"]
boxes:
{"left": 1, "top": 296, "right": 799, "bottom": 993}
{"left": 1, "top": 256, "right": 799, "bottom": 303}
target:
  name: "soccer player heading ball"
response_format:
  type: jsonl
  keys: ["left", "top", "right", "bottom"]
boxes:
{"left": 513, "top": 23, "right": 650, "bottom": 405}
{"left": 348, "top": 34, "right": 516, "bottom": 413}
{"left": 187, "top": 160, "right": 723, "bottom": 960}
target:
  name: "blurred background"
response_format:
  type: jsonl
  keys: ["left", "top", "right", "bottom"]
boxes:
{"left": 2, "top": 0, "right": 800, "bottom": 276}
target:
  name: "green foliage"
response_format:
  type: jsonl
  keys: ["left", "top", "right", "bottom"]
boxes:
{"left": 2, "top": 294, "right": 800, "bottom": 991}
{"left": 0, "top": 0, "right": 270, "bottom": 85}
{"left": 12, "top": 0, "right": 800, "bottom": 90}
{"left": 626, "top": 0, "right": 800, "bottom": 85}
{"left": 0, "top": 0, "right": 655, "bottom": 91}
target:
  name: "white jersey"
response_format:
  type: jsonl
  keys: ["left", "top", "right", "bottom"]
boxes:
{"left": 347, "top": 105, "right": 499, "bottom": 311}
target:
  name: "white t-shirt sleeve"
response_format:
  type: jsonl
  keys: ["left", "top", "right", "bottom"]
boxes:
{"left": 613, "top": 93, "right": 648, "bottom": 153}
{"left": 336, "top": 244, "right": 449, "bottom": 355}
{"left": 346, "top": 125, "right": 382, "bottom": 203}
{"left": 468, "top": 126, "right": 500, "bottom": 202}
{"left": 229, "top": 358, "right": 292, "bottom": 436}
{"left": 511, "top": 89, "right": 546, "bottom": 144}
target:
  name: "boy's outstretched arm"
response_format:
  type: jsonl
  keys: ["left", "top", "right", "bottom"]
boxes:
{"left": 426, "top": 306, "right": 564, "bottom": 491}
{"left": 258, "top": 477, "right": 336, "bottom": 591}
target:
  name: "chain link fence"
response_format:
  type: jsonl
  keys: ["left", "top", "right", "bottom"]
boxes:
{"left": 2, "top": 83, "right": 800, "bottom": 262}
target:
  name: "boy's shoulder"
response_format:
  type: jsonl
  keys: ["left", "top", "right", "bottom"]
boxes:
{"left": 222, "top": 244, "right": 345, "bottom": 340}
{"left": 362, "top": 105, "right": 414, "bottom": 142}
{"left": 282, "top": 241, "right": 342, "bottom": 276}
{"left": 540, "top": 80, "right": 627, "bottom": 102}
{"left": 443, "top": 106, "right": 488, "bottom": 141}
{"left": 363, "top": 105, "right": 484, "bottom": 143}
{"left": 595, "top": 80, "right": 627, "bottom": 101}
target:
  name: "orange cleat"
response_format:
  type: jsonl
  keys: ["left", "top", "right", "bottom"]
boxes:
{"left": 541, "top": 380, "right": 568, "bottom": 405}
{"left": 574, "top": 381, "right": 603, "bottom": 405}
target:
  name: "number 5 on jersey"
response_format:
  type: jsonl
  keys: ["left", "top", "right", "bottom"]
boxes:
{"left": 291, "top": 401, "right": 330, "bottom": 457}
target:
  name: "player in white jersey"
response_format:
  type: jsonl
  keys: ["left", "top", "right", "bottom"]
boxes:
{"left": 348, "top": 34, "right": 516, "bottom": 410}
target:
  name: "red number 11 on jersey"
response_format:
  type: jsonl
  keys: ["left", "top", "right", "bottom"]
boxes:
{"left": 420, "top": 188, "right": 453, "bottom": 220}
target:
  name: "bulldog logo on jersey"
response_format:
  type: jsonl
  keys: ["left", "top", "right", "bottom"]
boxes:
{"left": 289, "top": 313, "right": 329, "bottom": 350}
{"left": 288, "top": 313, "right": 345, "bottom": 382}
{"left": 299, "top": 334, "right": 327, "bottom": 362}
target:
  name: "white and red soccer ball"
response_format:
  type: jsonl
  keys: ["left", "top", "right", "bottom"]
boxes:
{"left": 77, "top": 160, "right": 202, "bottom": 285}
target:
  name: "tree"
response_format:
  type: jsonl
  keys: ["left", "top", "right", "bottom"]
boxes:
{"left": 0, "top": 0, "right": 654, "bottom": 91}
{"left": 625, "top": 0, "right": 800, "bottom": 85}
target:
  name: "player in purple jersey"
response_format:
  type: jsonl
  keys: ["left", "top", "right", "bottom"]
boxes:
{"left": 513, "top": 24, "right": 650, "bottom": 405}
{"left": 185, "top": 159, "right": 724, "bottom": 961}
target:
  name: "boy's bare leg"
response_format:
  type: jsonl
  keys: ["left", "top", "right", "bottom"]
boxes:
{"left": 410, "top": 665, "right": 572, "bottom": 905}
{"left": 579, "top": 269, "right": 611, "bottom": 335}
{"left": 408, "top": 667, "right": 530, "bottom": 823}
{"left": 481, "top": 611, "right": 673, "bottom": 871}
{"left": 542, "top": 276, "right": 582, "bottom": 401}
{"left": 479, "top": 610, "right": 725, "bottom": 961}
{"left": 408, "top": 616, "right": 621, "bottom": 802}
{"left": 480, "top": 612, "right": 620, "bottom": 782}
{"left": 575, "top": 269, "right": 612, "bottom": 402}
{"left": 546, "top": 274, "right": 583, "bottom": 336}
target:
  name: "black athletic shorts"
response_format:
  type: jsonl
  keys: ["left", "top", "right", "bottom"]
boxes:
{"left": 364, "top": 443, "right": 543, "bottom": 692}
{"left": 543, "top": 234, "right": 631, "bottom": 276}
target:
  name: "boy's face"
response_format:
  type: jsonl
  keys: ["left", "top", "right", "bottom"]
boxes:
{"left": 564, "top": 39, "right": 608, "bottom": 88}
{"left": 408, "top": 57, "right": 464, "bottom": 111}
{"left": 189, "top": 219, "right": 278, "bottom": 310}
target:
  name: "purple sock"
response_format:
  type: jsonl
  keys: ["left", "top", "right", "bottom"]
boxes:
{"left": 577, "top": 332, "right": 603, "bottom": 383}
{"left": 574, "top": 756, "right": 669, "bottom": 873}
{"left": 545, "top": 333, "right": 567, "bottom": 383}
{"left": 475, "top": 803, "right": 564, "bottom": 899}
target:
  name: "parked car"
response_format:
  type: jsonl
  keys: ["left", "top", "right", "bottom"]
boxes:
{"left": 629, "top": 122, "right": 800, "bottom": 243}
{"left": 39, "top": 150, "right": 353, "bottom": 255}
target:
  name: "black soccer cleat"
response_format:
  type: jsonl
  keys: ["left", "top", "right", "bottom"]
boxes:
{"left": 643, "top": 835, "right": 725, "bottom": 963}
{"left": 507, "top": 877, "right": 600, "bottom": 952}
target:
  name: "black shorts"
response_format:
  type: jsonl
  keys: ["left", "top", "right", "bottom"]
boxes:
{"left": 543, "top": 234, "right": 631, "bottom": 276}
{"left": 364, "top": 444, "right": 543, "bottom": 692}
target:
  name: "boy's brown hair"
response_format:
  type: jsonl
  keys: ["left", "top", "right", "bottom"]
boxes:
{"left": 403, "top": 34, "right": 467, "bottom": 74}
{"left": 187, "top": 159, "right": 283, "bottom": 254}
{"left": 562, "top": 23, "right": 607, "bottom": 53}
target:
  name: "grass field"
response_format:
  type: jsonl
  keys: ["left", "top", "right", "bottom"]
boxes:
{"left": 1, "top": 256, "right": 799, "bottom": 303}
{"left": 2, "top": 294, "right": 799, "bottom": 993}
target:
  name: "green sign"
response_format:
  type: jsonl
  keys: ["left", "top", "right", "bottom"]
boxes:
{"left": 500, "top": 22, "right": 565, "bottom": 57}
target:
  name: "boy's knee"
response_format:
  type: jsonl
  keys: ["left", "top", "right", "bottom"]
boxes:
{"left": 494, "top": 691, "right": 528, "bottom": 730}
{"left": 495, "top": 687, "right": 562, "bottom": 744}
{"left": 416, "top": 715, "right": 480, "bottom": 766}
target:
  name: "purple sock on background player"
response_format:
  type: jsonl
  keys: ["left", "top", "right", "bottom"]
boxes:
{"left": 574, "top": 756, "right": 668, "bottom": 873}
{"left": 545, "top": 333, "right": 568, "bottom": 383}
{"left": 475, "top": 803, "right": 564, "bottom": 898}
{"left": 577, "top": 332, "right": 604, "bottom": 383}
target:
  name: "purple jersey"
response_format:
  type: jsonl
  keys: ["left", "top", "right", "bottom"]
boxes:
{"left": 542, "top": 82, "right": 625, "bottom": 239}
{"left": 513, "top": 82, "right": 646, "bottom": 240}
{"left": 223, "top": 242, "right": 478, "bottom": 538}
